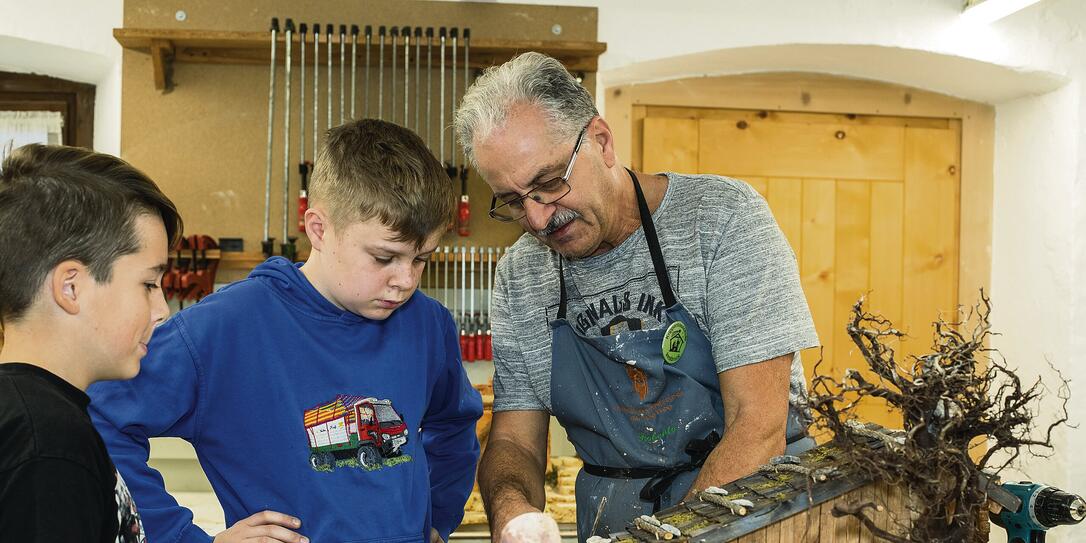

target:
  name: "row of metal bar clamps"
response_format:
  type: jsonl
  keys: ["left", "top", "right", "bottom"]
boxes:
{"left": 420, "top": 245, "right": 508, "bottom": 363}
{"left": 262, "top": 17, "right": 475, "bottom": 263}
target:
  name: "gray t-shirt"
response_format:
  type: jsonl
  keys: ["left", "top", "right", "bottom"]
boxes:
{"left": 491, "top": 172, "right": 819, "bottom": 414}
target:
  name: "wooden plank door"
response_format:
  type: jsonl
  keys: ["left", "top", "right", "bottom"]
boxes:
{"left": 642, "top": 108, "right": 961, "bottom": 429}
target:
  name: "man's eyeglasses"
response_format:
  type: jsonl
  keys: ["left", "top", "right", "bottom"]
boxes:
{"left": 488, "top": 120, "right": 591, "bottom": 222}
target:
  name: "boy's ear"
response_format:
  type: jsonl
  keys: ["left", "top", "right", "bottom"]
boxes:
{"left": 50, "top": 260, "right": 88, "bottom": 315}
{"left": 304, "top": 206, "right": 329, "bottom": 251}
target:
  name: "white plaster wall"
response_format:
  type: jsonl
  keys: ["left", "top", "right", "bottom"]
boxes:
{"left": 984, "top": 4, "right": 1086, "bottom": 522}
{"left": 0, "top": 0, "right": 123, "bottom": 153}
{"left": 990, "top": 83, "right": 1079, "bottom": 487}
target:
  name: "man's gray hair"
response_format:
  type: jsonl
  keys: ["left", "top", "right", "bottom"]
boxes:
{"left": 455, "top": 52, "right": 597, "bottom": 169}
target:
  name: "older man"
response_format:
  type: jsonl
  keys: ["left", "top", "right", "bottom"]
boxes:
{"left": 455, "top": 52, "right": 819, "bottom": 542}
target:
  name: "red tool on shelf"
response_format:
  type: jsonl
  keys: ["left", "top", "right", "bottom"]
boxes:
{"left": 474, "top": 317, "right": 484, "bottom": 362}
{"left": 194, "top": 235, "right": 220, "bottom": 301}
{"left": 163, "top": 240, "right": 185, "bottom": 301}
{"left": 298, "top": 163, "right": 311, "bottom": 233}
{"left": 456, "top": 30, "right": 472, "bottom": 237}
{"left": 297, "top": 22, "right": 311, "bottom": 234}
{"left": 465, "top": 246, "right": 476, "bottom": 361}
{"left": 453, "top": 246, "right": 465, "bottom": 359}
{"left": 457, "top": 168, "right": 470, "bottom": 237}
{"left": 484, "top": 247, "right": 496, "bottom": 360}
{"left": 475, "top": 246, "right": 488, "bottom": 360}
{"left": 163, "top": 235, "right": 220, "bottom": 306}
{"left": 460, "top": 245, "right": 471, "bottom": 361}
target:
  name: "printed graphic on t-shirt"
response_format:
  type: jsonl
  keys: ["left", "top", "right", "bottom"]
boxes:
{"left": 548, "top": 267, "right": 680, "bottom": 337}
{"left": 114, "top": 470, "right": 145, "bottom": 543}
{"left": 302, "top": 395, "right": 413, "bottom": 472}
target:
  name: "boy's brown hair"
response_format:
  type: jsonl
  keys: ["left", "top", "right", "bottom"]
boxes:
{"left": 309, "top": 119, "right": 454, "bottom": 247}
{"left": 0, "top": 144, "right": 183, "bottom": 324}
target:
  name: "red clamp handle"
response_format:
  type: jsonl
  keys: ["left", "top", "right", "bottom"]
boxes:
{"left": 465, "top": 332, "right": 476, "bottom": 362}
{"left": 457, "top": 196, "right": 470, "bottom": 237}
{"left": 298, "top": 191, "right": 308, "bottom": 233}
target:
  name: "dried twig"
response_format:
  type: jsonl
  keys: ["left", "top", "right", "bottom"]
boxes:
{"left": 807, "top": 292, "right": 1071, "bottom": 543}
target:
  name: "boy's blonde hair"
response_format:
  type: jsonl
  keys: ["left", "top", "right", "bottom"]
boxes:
{"left": 310, "top": 119, "right": 453, "bottom": 247}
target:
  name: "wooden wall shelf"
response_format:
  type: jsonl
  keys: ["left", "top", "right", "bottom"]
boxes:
{"left": 115, "top": 27, "right": 607, "bottom": 91}
{"left": 213, "top": 247, "right": 504, "bottom": 272}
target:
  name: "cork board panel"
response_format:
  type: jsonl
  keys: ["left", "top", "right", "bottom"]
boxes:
{"left": 121, "top": 0, "right": 599, "bottom": 253}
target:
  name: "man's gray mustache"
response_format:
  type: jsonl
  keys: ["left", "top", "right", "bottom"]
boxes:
{"left": 538, "top": 210, "right": 581, "bottom": 236}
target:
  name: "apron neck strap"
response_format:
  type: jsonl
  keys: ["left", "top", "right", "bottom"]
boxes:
{"left": 557, "top": 169, "right": 676, "bottom": 320}
{"left": 630, "top": 168, "right": 677, "bottom": 310}
{"left": 558, "top": 258, "right": 569, "bottom": 318}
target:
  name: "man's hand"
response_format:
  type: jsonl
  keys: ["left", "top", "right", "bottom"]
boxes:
{"left": 490, "top": 500, "right": 546, "bottom": 542}
{"left": 430, "top": 527, "right": 445, "bottom": 543}
{"left": 479, "top": 410, "right": 551, "bottom": 542}
{"left": 214, "top": 510, "right": 307, "bottom": 543}
{"left": 684, "top": 354, "right": 794, "bottom": 499}
{"left": 499, "top": 512, "right": 561, "bottom": 543}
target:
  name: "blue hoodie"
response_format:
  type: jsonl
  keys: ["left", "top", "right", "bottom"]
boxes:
{"left": 89, "top": 257, "right": 483, "bottom": 543}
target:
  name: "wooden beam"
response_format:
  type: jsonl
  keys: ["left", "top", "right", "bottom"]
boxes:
{"left": 116, "top": 27, "right": 605, "bottom": 88}
{"left": 149, "top": 38, "right": 174, "bottom": 91}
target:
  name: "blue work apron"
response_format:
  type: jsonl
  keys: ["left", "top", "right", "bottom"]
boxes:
{"left": 548, "top": 169, "right": 813, "bottom": 540}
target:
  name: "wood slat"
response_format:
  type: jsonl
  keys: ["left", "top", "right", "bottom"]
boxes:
{"left": 866, "top": 182, "right": 906, "bottom": 429}
{"left": 868, "top": 182, "right": 904, "bottom": 325}
{"left": 902, "top": 127, "right": 960, "bottom": 359}
{"left": 801, "top": 179, "right": 837, "bottom": 379}
{"left": 887, "top": 480, "right": 907, "bottom": 539}
{"left": 832, "top": 180, "right": 871, "bottom": 372}
{"left": 777, "top": 509, "right": 794, "bottom": 543}
{"left": 855, "top": 483, "right": 874, "bottom": 543}
{"left": 768, "top": 177, "right": 804, "bottom": 253}
{"left": 745, "top": 176, "right": 769, "bottom": 198}
{"left": 644, "top": 106, "right": 951, "bottom": 130}
{"left": 795, "top": 504, "right": 819, "bottom": 543}
{"left": 818, "top": 497, "right": 837, "bottom": 543}
{"left": 698, "top": 118, "right": 906, "bottom": 181}
{"left": 764, "top": 519, "right": 782, "bottom": 543}
{"left": 642, "top": 117, "right": 698, "bottom": 173}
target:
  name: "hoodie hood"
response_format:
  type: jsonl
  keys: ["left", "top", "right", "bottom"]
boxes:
{"left": 241, "top": 256, "right": 378, "bottom": 324}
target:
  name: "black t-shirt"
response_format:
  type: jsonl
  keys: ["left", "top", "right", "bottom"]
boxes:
{"left": 0, "top": 363, "right": 145, "bottom": 542}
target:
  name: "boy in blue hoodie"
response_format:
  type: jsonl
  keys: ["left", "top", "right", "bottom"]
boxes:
{"left": 89, "top": 119, "right": 484, "bottom": 543}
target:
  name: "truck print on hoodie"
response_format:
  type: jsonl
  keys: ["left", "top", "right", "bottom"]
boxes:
{"left": 303, "top": 396, "right": 412, "bottom": 471}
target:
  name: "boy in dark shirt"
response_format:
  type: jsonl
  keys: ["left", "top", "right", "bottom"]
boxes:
{"left": 0, "top": 144, "right": 183, "bottom": 542}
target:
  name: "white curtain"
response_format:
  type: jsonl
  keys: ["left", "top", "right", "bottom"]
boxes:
{"left": 0, "top": 111, "right": 65, "bottom": 160}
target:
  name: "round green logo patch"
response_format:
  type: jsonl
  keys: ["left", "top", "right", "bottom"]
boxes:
{"left": 662, "top": 321, "right": 687, "bottom": 364}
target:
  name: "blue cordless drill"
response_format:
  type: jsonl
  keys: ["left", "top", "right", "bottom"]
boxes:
{"left": 987, "top": 479, "right": 1085, "bottom": 543}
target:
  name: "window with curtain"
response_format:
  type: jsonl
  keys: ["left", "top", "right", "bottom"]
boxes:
{"left": 1, "top": 111, "right": 65, "bottom": 159}
{"left": 0, "top": 71, "right": 95, "bottom": 154}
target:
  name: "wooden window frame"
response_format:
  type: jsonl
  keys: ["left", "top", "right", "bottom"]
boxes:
{"left": 0, "top": 71, "right": 96, "bottom": 149}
